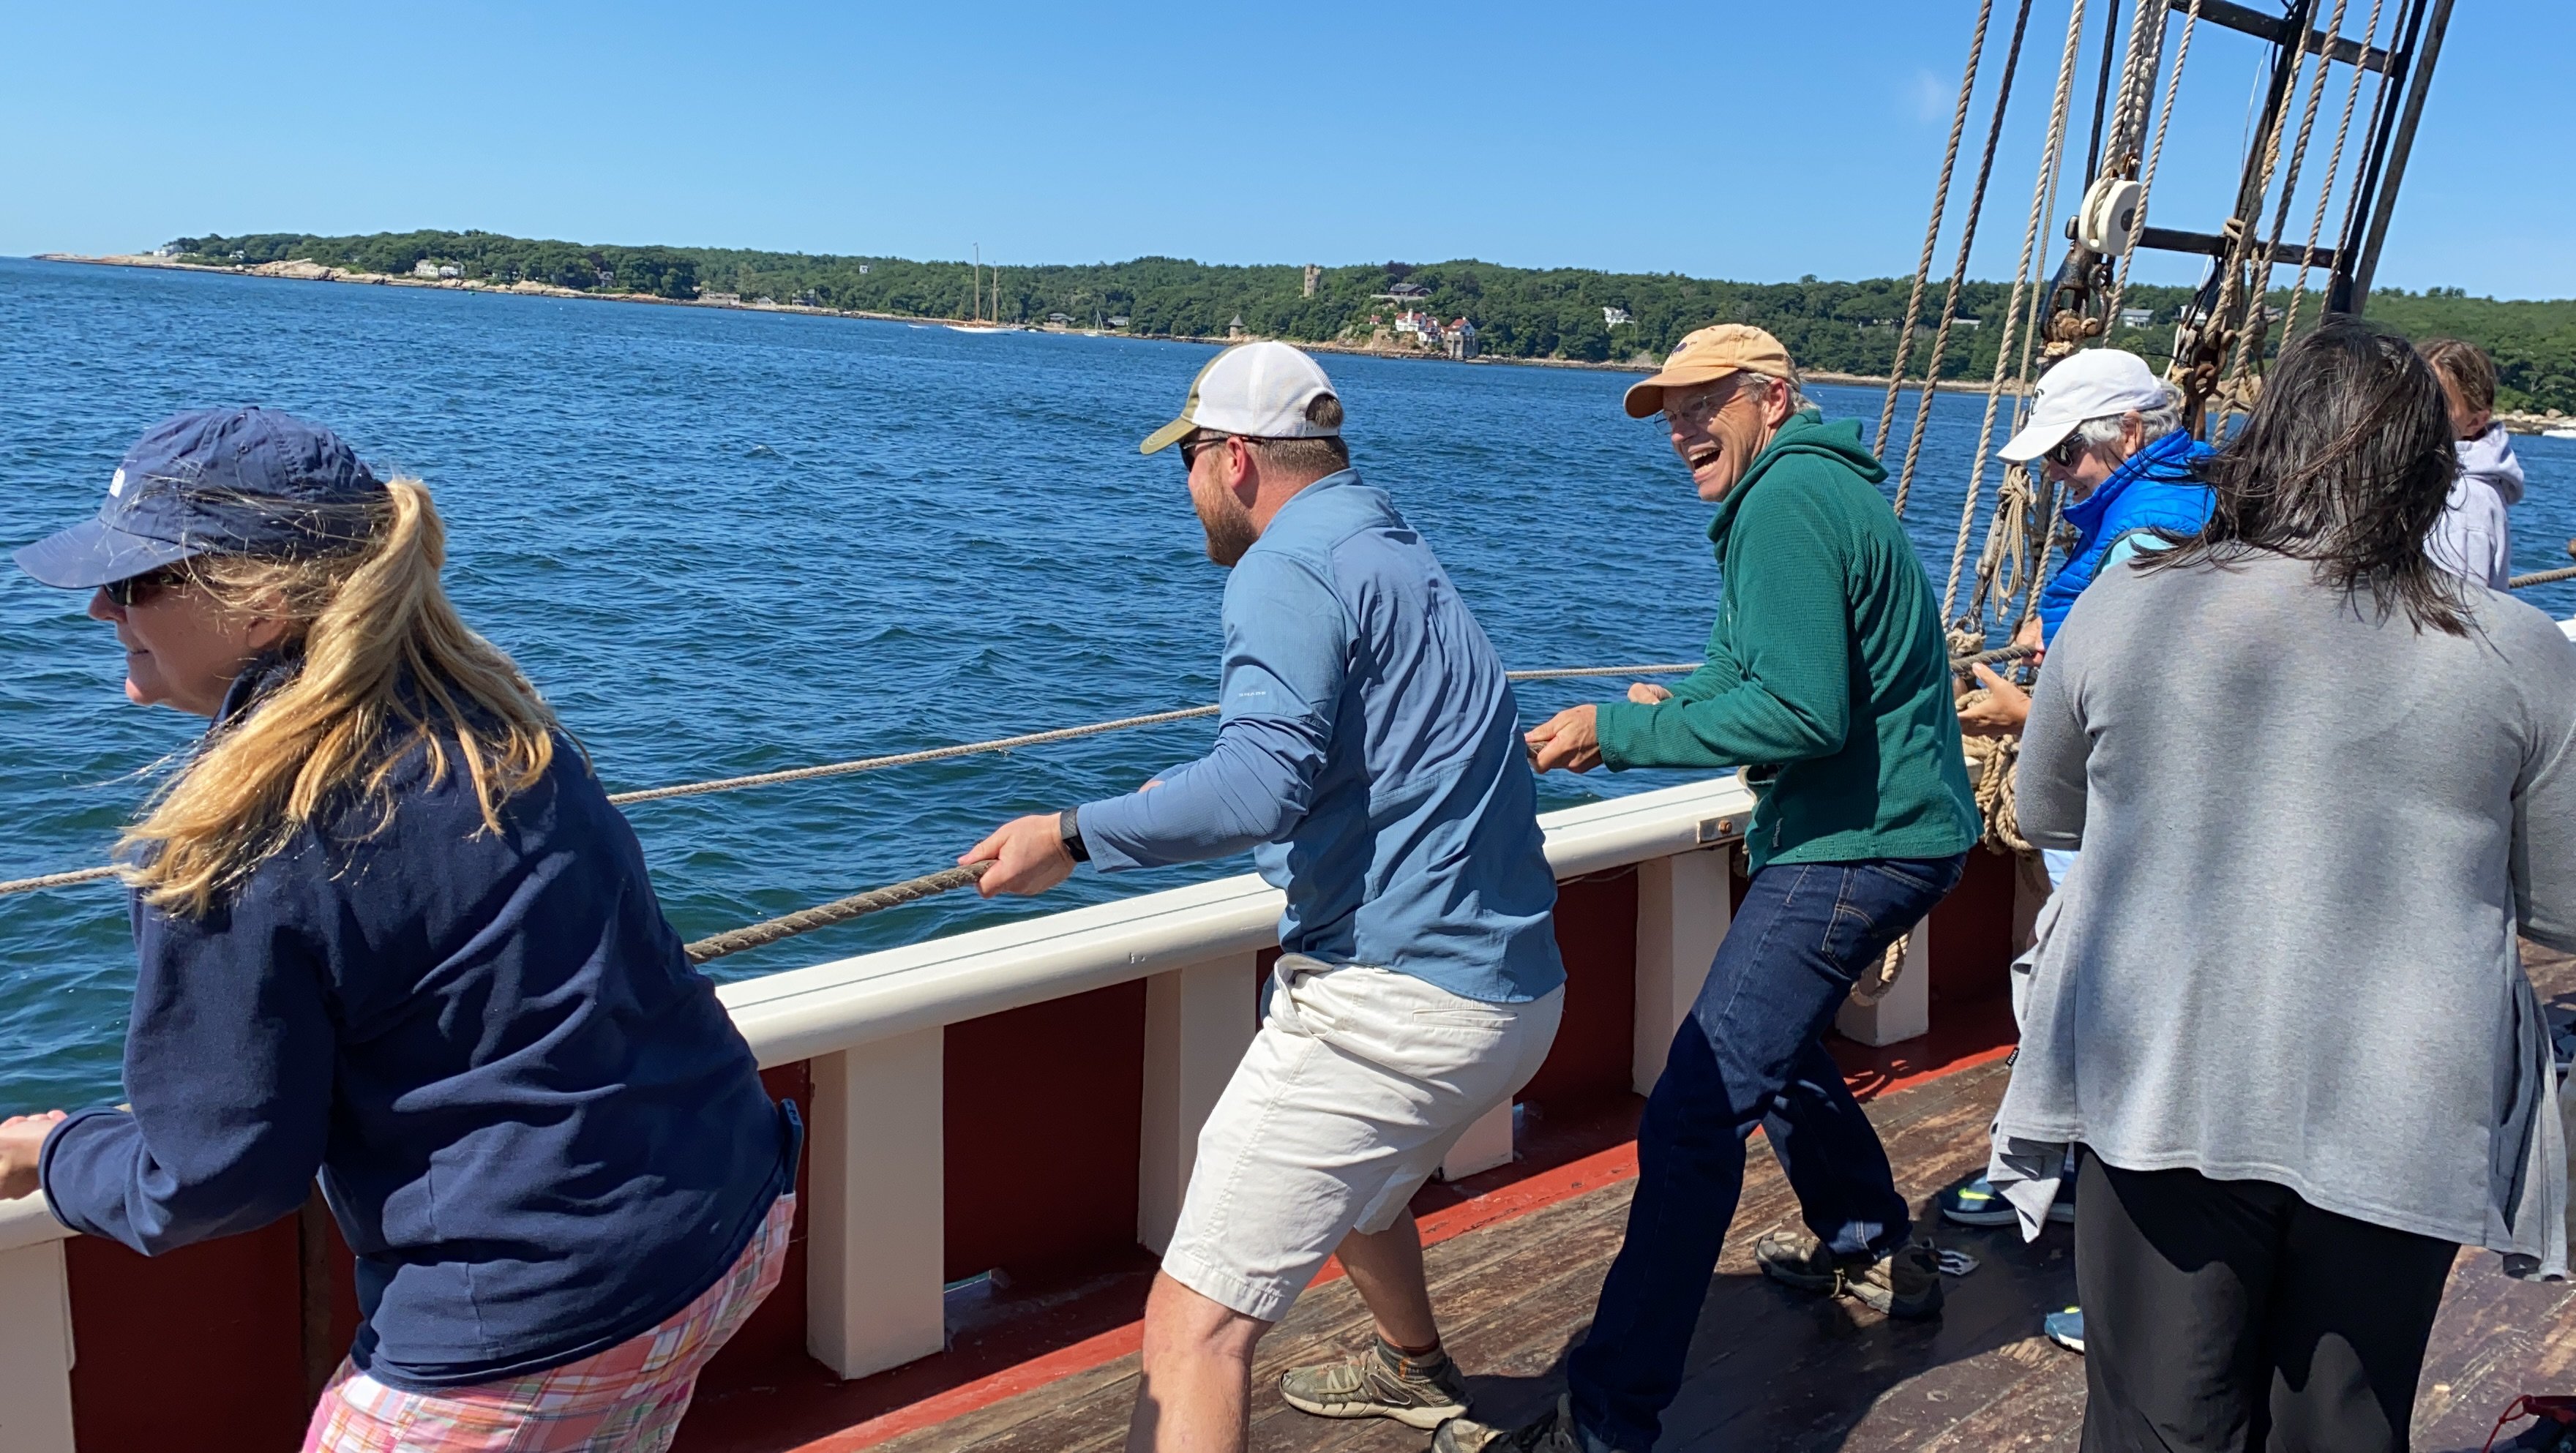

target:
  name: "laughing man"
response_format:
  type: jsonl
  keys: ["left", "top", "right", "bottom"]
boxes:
{"left": 1457, "top": 326, "right": 1980, "bottom": 1453}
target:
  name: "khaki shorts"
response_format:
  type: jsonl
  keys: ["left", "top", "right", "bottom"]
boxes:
{"left": 1161, "top": 955, "right": 1564, "bottom": 1322}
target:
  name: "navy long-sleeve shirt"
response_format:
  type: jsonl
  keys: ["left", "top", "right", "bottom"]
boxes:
{"left": 1076, "top": 471, "right": 1564, "bottom": 1003}
{"left": 40, "top": 661, "right": 795, "bottom": 1390}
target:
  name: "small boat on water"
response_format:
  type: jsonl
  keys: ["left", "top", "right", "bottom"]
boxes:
{"left": 947, "top": 243, "right": 1016, "bottom": 334}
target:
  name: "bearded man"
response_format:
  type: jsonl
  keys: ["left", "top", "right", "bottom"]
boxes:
{"left": 965, "top": 341, "right": 1565, "bottom": 1453}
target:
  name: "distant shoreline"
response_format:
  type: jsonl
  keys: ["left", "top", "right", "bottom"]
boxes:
{"left": 37, "top": 252, "right": 2576, "bottom": 432}
{"left": 33, "top": 252, "right": 2023, "bottom": 397}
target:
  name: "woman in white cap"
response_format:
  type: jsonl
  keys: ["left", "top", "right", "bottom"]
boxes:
{"left": 0, "top": 408, "right": 798, "bottom": 1453}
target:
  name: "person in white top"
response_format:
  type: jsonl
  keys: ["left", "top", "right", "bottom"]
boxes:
{"left": 2419, "top": 337, "right": 2526, "bottom": 590}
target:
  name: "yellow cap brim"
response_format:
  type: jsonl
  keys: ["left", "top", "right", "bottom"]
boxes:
{"left": 1622, "top": 361, "right": 1748, "bottom": 419}
{"left": 1139, "top": 413, "right": 1196, "bottom": 455}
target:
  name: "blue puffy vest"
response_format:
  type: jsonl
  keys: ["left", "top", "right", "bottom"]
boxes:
{"left": 2034, "top": 429, "right": 2216, "bottom": 644}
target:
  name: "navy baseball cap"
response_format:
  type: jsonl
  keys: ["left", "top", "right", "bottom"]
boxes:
{"left": 12, "top": 407, "right": 387, "bottom": 590}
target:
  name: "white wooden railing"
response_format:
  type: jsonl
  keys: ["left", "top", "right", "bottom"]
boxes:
{"left": 4, "top": 773, "right": 1870, "bottom": 1446}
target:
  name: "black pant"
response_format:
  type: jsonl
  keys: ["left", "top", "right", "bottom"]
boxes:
{"left": 2076, "top": 1155, "right": 2457, "bottom": 1453}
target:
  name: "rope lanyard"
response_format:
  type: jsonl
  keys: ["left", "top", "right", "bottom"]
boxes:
{"left": 1944, "top": 0, "right": 2093, "bottom": 624}
{"left": 1890, "top": 0, "right": 2043, "bottom": 520}
{"left": 2109, "top": 0, "right": 2209, "bottom": 322}
{"left": 2279, "top": 0, "right": 2393, "bottom": 348}
{"left": 0, "top": 661, "right": 1699, "bottom": 899}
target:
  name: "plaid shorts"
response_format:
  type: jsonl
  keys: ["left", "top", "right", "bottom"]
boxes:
{"left": 302, "top": 1192, "right": 795, "bottom": 1453}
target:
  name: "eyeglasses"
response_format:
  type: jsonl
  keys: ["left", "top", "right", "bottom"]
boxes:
{"left": 103, "top": 566, "right": 188, "bottom": 609}
{"left": 1179, "top": 433, "right": 1231, "bottom": 470}
{"left": 2044, "top": 434, "right": 2090, "bottom": 469}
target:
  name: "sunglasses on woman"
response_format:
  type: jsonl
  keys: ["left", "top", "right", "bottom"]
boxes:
{"left": 102, "top": 566, "right": 189, "bottom": 609}
{"left": 2045, "top": 434, "right": 2090, "bottom": 470}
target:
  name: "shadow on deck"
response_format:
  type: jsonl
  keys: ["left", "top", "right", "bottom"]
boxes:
{"left": 694, "top": 952, "right": 2576, "bottom": 1453}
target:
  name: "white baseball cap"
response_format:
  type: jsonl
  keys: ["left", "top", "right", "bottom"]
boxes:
{"left": 1139, "top": 342, "right": 1341, "bottom": 455}
{"left": 1998, "top": 349, "right": 2173, "bottom": 462}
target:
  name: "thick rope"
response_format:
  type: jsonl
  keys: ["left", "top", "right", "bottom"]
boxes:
{"left": 684, "top": 863, "right": 990, "bottom": 964}
{"left": 1877, "top": 0, "right": 2000, "bottom": 469}
{"left": 0, "top": 662, "right": 1709, "bottom": 898}
{"left": 608, "top": 705, "right": 1221, "bottom": 806}
{"left": 0, "top": 864, "right": 124, "bottom": 897}
{"left": 2280, "top": 0, "right": 2391, "bottom": 346}
{"left": 2110, "top": 0, "right": 2209, "bottom": 323}
{"left": 1961, "top": 713, "right": 2036, "bottom": 854}
{"left": 1944, "top": 0, "right": 2092, "bottom": 621}
{"left": 610, "top": 663, "right": 1699, "bottom": 806}
{"left": 2511, "top": 563, "right": 2576, "bottom": 590}
{"left": 1893, "top": 0, "right": 2043, "bottom": 519}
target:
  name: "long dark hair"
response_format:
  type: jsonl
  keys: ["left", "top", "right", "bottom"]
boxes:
{"left": 2141, "top": 320, "right": 2465, "bottom": 634}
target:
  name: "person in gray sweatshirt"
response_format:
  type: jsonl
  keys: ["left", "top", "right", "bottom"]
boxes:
{"left": 2421, "top": 337, "right": 2528, "bottom": 589}
{"left": 1991, "top": 321, "right": 2576, "bottom": 1453}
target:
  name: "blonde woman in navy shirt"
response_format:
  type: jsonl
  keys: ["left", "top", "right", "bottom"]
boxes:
{"left": 0, "top": 408, "right": 797, "bottom": 1452}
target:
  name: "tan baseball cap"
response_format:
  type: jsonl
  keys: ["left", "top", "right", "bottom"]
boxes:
{"left": 1622, "top": 324, "right": 1796, "bottom": 419}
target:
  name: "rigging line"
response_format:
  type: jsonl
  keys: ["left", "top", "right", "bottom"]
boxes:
{"left": 1945, "top": 0, "right": 2092, "bottom": 622}
{"left": 2282, "top": 0, "right": 2393, "bottom": 341}
{"left": 1892, "top": 0, "right": 2044, "bottom": 521}
{"left": 2082, "top": 0, "right": 2124, "bottom": 189}
{"left": 2103, "top": 0, "right": 2168, "bottom": 168}
{"left": 2110, "top": 0, "right": 2209, "bottom": 322}
{"left": 0, "top": 661, "right": 1713, "bottom": 898}
{"left": 1874, "top": 0, "right": 1999, "bottom": 468}
{"left": 2228, "top": 0, "right": 2353, "bottom": 395}
{"left": 1977, "top": 0, "right": 2092, "bottom": 631}
{"left": 607, "top": 663, "right": 1704, "bottom": 804}
{"left": 2212, "top": 3, "right": 2330, "bottom": 429}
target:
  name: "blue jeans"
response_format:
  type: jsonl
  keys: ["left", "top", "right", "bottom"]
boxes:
{"left": 1567, "top": 854, "right": 1966, "bottom": 1452}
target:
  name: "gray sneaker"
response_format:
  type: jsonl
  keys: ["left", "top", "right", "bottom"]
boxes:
{"left": 1278, "top": 1340, "right": 1471, "bottom": 1430}
{"left": 1433, "top": 1393, "right": 1592, "bottom": 1452}
{"left": 1753, "top": 1230, "right": 1944, "bottom": 1318}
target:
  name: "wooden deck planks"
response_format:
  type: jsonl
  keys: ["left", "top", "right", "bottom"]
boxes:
{"left": 871, "top": 945, "right": 2576, "bottom": 1453}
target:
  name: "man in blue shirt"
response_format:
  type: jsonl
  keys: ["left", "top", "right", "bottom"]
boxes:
{"left": 965, "top": 342, "right": 1565, "bottom": 1452}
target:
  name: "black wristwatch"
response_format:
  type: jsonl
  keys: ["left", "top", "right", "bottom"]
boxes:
{"left": 1057, "top": 808, "right": 1090, "bottom": 863}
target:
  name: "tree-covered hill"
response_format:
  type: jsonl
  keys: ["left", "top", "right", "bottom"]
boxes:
{"left": 163, "top": 230, "right": 2576, "bottom": 413}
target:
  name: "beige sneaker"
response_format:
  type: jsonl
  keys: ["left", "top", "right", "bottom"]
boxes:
{"left": 1752, "top": 1230, "right": 1945, "bottom": 1318}
{"left": 1278, "top": 1340, "right": 1471, "bottom": 1430}
{"left": 1433, "top": 1393, "right": 1603, "bottom": 1452}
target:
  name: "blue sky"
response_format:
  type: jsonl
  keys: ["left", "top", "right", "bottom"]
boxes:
{"left": 3, "top": 0, "right": 2566, "bottom": 297}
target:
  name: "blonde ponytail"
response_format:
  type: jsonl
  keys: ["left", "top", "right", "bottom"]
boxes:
{"left": 122, "top": 479, "right": 561, "bottom": 915}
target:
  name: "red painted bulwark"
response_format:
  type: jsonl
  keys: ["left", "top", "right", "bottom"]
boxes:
{"left": 697, "top": 1061, "right": 821, "bottom": 1397}
{"left": 1519, "top": 868, "right": 1639, "bottom": 1109}
{"left": 943, "top": 980, "right": 1147, "bottom": 1283}
{"left": 1929, "top": 846, "right": 2020, "bottom": 1007}
{"left": 67, "top": 1213, "right": 308, "bottom": 1453}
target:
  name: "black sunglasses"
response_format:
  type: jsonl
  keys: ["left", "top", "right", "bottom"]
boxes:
{"left": 103, "top": 566, "right": 188, "bottom": 608}
{"left": 1178, "top": 433, "right": 1231, "bottom": 470}
{"left": 2044, "top": 434, "right": 2089, "bottom": 469}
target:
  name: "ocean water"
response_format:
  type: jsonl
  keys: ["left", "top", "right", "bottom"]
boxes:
{"left": 4, "top": 255, "right": 2572, "bottom": 1115}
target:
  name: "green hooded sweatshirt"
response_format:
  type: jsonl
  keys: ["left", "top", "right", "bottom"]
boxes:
{"left": 1595, "top": 408, "right": 1978, "bottom": 872}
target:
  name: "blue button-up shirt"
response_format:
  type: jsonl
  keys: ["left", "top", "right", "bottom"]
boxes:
{"left": 1076, "top": 471, "right": 1563, "bottom": 1003}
